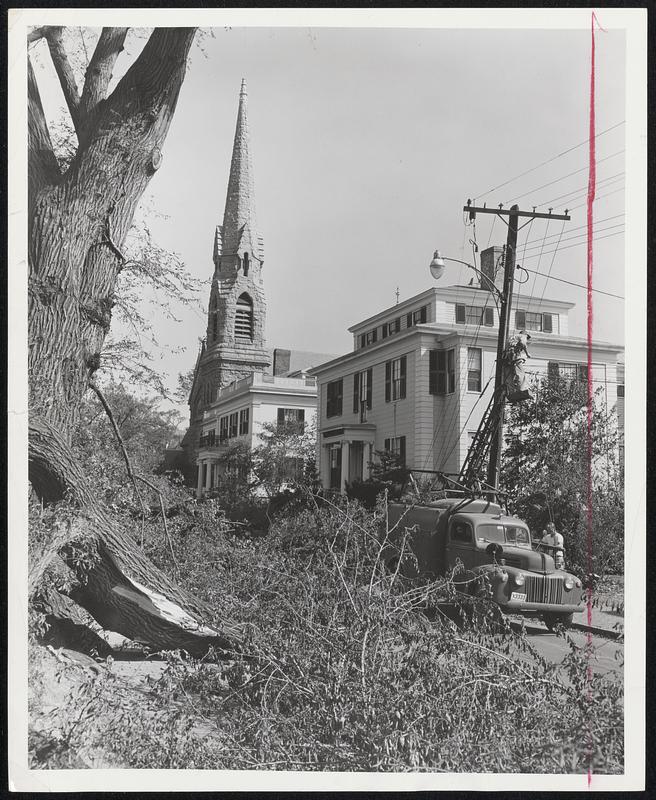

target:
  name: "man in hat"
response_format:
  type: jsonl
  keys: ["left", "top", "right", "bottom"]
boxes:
{"left": 504, "top": 329, "right": 532, "bottom": 402}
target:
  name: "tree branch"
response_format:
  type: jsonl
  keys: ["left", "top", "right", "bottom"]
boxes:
{"left": 43, "top": 26, "right": 82, "bottom": 136}
{"left": 28, "top": 57, "right": 61, "bottom": 216}
{"left": 79, "top": 27, "right": 128, "bottom": 124}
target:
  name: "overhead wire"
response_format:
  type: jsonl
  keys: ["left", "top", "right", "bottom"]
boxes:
{"left": 520, "top": 213, "right": 624, "bottom": 246}
{"left": 518, "top": 222, "right": 624, "bottom": 254}
{"left": 473, "top": 120, "right": 625, "bottom": 199}
{"left": 536, "top": 172, "right": 625, "bottom": 209}
{"left": 518, "top": 230, "right": 624, "bottom": 261}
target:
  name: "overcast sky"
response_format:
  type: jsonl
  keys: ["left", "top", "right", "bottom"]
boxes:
{"left": 33, "top": 19, "right": 628, "bottom": 414}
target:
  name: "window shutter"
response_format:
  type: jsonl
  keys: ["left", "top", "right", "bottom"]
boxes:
{"left": 366, "top": 368, "right": 373, "bottom": 409}
{"left": 298, "top": 409, "right": 305, "bottom": 423}
{"left": 399, "top": 436, "right": 406, "bottom": 466}
{"left": 419, "top": 306, "right": 427, "bottom": 323}
{"left": 372, "top": 328, "right": 378, "bottom": 343}
{"left": 542, "top": 313, "right": 553, "bottom": 333}
{"left": 385, "top": 361, "right": 391, "bottom": 402}
{"left": 360, "top": 334, "right": 366, "bottom": 349}
{"left": 577, "top": 364, "right": 589, "bottom": 383}
{"left": 400, "top": 356, "right": 407, "bottom": 399}
{"left": 455, "top": 304, "right": 466, "bottom": 324}
{"left": 384, "top": 438, "right": 390, "bottom": 452}
{"left": 547, "top": 361, "right": 559, "bottom": 379}
{"left": 437, "top": 350, "right": 447, "bottom": 395}
{"left": 381, "top": 326, "right": 388, "bottom": 339}
{"left": 484, "top": 307, "right": 494, "bottom": 326}
{"left": 277, "top": 408, "right": 285, "bottom": 426}
{"left": 406, "top": 313, "right": 413, "bottom": 328}
{"left": 429, "top": 350, "right": 437, "bottom": 394}
{"left": 353, "top": 373, "right": 359, "bottom": 413}
{"left": 516, "top": 310, "right": 526, "bottom": 330}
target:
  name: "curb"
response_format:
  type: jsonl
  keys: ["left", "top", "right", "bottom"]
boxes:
{"left": 569, "top": 621, "right": 623, "bottom": 640}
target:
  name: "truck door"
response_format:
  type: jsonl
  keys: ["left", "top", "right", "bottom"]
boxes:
{"left": 445, "top": 518, "right": 475, "bottom": 573}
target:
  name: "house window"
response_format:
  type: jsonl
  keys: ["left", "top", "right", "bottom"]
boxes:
{"left": 365, "top": 329, "right": 378, "bottom": 346}
{"left": 219, "top": 416, "right": 229, "bottom": 441}
{"left": 235, "top": 292, "right": 254, "bottom": 340}
{"left": 326, "top": 379, "right": 343, "bottom": 418}
{"left": 385, "top": 355, "right": 407, "bottom": 402}
{"left": 406, "top": 306, "right": 427, "bottom": 328}
{"left": 385, "top": 318, "right": 401, "bottom": 337}
{"left": 548, "top": 362, "right": 588, "bottom": 383}
{"left": 455, "top": 304, "right": 494, "bottom": 326}
{"left": 277, "top": 407, "right": 305, "bottom": 432}
{"left": 515, "top": 310, "right": 557, "bottom": 333}
{"left": 229, "top": 412, "right": 239, "bottom": 438}
{"left": 467, "top": 347, "right": 482, "bottom": 392}
{"left": 383, "top": 436, "right": 406, "bottom": 467}
{"left": 353, "top": 368, "right": 373, "bottom": 419}
{"left": 617, "top": 384, "right": 624, "bottom": 398}
{"left": 429, "top": 348, "right": 456, "bottom": 395}
{"left": 239, "top": 408, "right": 250, "bottom": 435}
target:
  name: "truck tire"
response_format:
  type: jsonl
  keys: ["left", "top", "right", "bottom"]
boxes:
{"left": 543, "top": 612, "right": 574, "bottom": 632}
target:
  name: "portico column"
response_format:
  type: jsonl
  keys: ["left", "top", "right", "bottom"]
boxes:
{"left": 197, "top": 461, "right": 204, "bottom": 496}
{"left": 205, "top": 461, "right": 212, "bottom": 491}
{"left": 340, "top": 440, "right": 350, "bottom": 494}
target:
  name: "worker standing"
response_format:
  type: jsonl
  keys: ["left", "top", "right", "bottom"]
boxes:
{"left": 541, "top": 522, "right": 565, "bottom": 569}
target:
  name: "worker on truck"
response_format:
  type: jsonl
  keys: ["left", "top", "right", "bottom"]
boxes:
{"left": 540, "top": 522, "right": 566, "bottom": 569}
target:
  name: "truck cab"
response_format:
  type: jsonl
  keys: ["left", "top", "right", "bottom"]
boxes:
{"left": 386, "top": 498, "right": 584, "bottom": 628}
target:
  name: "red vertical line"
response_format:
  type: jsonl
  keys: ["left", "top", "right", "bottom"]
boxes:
{"left": 586, "top": 10, "right": 605, "bottom": 789}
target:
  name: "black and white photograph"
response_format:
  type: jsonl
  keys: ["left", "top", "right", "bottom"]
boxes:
{"left": 8, "top": 8, "right": 646, "bottom": 792}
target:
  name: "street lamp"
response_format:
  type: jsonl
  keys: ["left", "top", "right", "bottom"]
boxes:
{"left": 429, "top": 250, "right": 502, "bottom": 303}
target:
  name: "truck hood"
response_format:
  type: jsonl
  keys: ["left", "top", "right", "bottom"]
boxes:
{"left": 496, "top": 546, "right": 556, "bottom": 574}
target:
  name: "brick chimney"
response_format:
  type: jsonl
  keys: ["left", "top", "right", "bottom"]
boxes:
{"left": 273, "top": 348, "right": 291, "bottom": 376}
{"left": 479, "top": 246, "right": 505, "bottom": 293}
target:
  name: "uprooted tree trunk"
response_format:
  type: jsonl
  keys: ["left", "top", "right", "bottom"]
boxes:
{"left": 28, "top": 27, "right": 241, "bottom": 656}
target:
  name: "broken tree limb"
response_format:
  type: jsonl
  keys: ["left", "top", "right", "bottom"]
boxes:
{"left": 29, "top": 417, "right": 241, "bottom": 656}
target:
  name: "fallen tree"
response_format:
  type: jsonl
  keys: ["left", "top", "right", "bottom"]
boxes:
{"left": 27, "top": 26, "right": 240, "bottom": 655}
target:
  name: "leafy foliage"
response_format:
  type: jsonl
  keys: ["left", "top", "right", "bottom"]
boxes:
{"left": 501, "top": 375, "right": 623, "bottom": 575}
{"left": 29, "top": 494, "right": 624, "bottom": 773}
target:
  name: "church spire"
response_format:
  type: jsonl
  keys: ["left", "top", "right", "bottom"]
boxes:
{"left": 214, "top": 79, "right": 263, "bottom": 269}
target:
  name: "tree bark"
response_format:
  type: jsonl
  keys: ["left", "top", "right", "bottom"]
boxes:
{"left": 28, "top": 28, "right": 242, "bottom": 656}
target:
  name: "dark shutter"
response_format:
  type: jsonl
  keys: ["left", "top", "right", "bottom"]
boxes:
{"left": 382, "top": 326, "right": 388, "bottom": 339}
{"left": 542, "top": 313, "right": 553, "bottom": 333}
{"left": 455, "top": 304, "right": 466, "bottom": 324}
{"left": 484, "top": 307, "right": 494, "bottom": 326}
{"left": 577, "top": 364, "right": 589, "bottom": 383}
{"left": 384, "top": 438, "right": 390, "bottom": 452}
{"left": 407, "top": 313, "right": 413, "bottom": 328}
{"left": 277, "top": 408, "right": 285, "bottom": 427}
{"left": 372, "top": 328, "right": 378, "bottom": 343}
{"left": 547, "top": 362, "right": 559, "bottom": 379}
{"left": 429, "top": 350, "right": 438, "bottom": 394}
{"left": 366, "top": 368, "right": 373, "bottom": 409}
{"left": 516, "top": 310, "right": 526, "bottom": 330}
{"left": 419, "top": 306, "right": 427, "bottom": 323}
{"left": 353, "top": 373, "right": 359, "bottom": 413}
{"left": 399, "top": 436, "right": 406, "bottom": 466}
{"left": 399, "top": 356, "right": 407, "bottom": 399}
{"left": 298, "top": 409, "right": 305, "bottom": 423}
{"left": 437, "top": 351, "right": 447, "bottom": 395}
{"left": 385, "top": 361, "right": 391, "bottom": 402}
{"left": 360, "top": 334, "right": 366, "bottom": 349}
{"left": 447, "top": 349, "right": 455, "bottom": 393}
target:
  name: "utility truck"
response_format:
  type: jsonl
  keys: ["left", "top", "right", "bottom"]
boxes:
{"left": 385, "top": 479, "right": 584, "bottom": 630}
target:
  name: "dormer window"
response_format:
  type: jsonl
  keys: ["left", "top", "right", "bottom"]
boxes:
{"left": 243, "top": 252, "right": 249, "bottom": 276}
{"left": 235, "top": 292, "right": 254, "bottom": 340}
{"left": 515, "top": 310, "right": 557, "bottom": 333}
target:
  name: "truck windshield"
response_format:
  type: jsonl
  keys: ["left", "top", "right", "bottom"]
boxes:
{"left": 476, "top": 523, "right": 531, "bottom": 547}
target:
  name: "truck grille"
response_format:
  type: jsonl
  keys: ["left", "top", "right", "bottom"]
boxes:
{"left": 523, "top": 575, "right": 564, "bottom": 605}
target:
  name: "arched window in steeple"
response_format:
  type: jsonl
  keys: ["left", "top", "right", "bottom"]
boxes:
{"left": 243, "top": 252, "right": 249, "bottom": 277}
{"left": 235, "top": 292, "right": 254, "bottom": 341}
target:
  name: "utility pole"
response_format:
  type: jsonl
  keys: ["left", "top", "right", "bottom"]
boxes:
{"left": 462, "top": 201, "right": 570, "bottom": 493}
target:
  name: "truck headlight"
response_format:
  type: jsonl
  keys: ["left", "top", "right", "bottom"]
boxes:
{"left": 564, "top": 576, "right": 574, "bottom": 591}
{"left": 514, "top": 573, "right": 525, "bottom": 587}
{"left": 574, "top": 578, "right": 582, "bottom": 589}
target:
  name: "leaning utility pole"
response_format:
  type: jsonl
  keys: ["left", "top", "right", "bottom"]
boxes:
{"left": 462, "top": 201, "right": 570, "bottom": 492}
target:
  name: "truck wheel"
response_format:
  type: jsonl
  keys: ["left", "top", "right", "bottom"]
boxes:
{"left": 543, "top": 612, "right": 574, "bottom": 632}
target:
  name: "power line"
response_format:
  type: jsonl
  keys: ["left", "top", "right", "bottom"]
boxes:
{"left": 473, "top": 120, "right": 625, "bottom": 199}
{"left": 507, "top": 150, "right": 624, "bottom": 205}
{"left": 519, "top": 222, "right": 624, "bottom": 254}
{"left": 519, "top": 230, "right": 624, "bottom": 262}
{"left": 519, "top": 264, "right": 624, "bottom": 299}
{"left": 568, "top": 186, "right": 625, "bottom": 212}
{"left": 537, "top": 172, "right": 625, "bottom": 208}
{"left": 519, "top": 213, "right": 624, "bottom": 246}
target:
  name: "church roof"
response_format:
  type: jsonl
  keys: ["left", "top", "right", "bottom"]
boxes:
{"left": 220, "top": 79, "right": 262, "bottom": 262}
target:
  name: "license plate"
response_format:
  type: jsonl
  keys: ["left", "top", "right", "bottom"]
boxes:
{"left": 511, "top": 592, "right": 527, "bottom": 602}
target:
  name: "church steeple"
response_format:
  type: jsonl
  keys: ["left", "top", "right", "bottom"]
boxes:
{"left": 214, "top": 79, "right": 264, "bottom": 272}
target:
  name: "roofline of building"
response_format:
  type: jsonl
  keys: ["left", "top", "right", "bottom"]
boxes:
{"left": 308, "top": 323, "right": 624, "bottom": 376}
{"left": 348, "top": 285, "right": 576, "bottom": 333}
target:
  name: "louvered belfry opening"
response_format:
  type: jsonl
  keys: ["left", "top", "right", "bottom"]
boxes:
{"left": 235, "top": 292, "right": 254, "bottom": 340}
